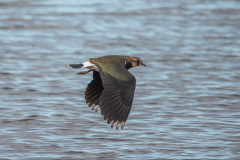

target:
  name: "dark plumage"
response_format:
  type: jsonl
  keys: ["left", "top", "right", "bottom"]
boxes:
{"left": 68, "top": 55, "right": 146, "bottom": 130}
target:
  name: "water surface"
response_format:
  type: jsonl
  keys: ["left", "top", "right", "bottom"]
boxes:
{"left": 0, "top": 0, "right": 240, "bottom": 159}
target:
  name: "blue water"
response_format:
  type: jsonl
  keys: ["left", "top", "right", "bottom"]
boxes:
{"left": 0, "top": 0, "right": 240, "bottom": 159}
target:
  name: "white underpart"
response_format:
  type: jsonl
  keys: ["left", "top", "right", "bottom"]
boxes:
{"left": 83, "top": 61, "right": 99, "bottom": 71}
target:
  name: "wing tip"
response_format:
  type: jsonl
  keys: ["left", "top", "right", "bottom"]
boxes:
{"left": 109, "top": 120, "right": 126, "bottom": 130}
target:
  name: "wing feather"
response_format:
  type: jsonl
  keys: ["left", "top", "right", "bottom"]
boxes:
{"left": 85, "top": 61, "right": 136, "bottom": 130}
{"left": 85, "top": 71, "right": 104, "bottom": 109}
{"left": 94, "top": 62, "right": 136, "bottom": 130}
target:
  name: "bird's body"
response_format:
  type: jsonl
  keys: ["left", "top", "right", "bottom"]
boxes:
{"left": 68, "top": 55, "right": 146, "bottom": 130}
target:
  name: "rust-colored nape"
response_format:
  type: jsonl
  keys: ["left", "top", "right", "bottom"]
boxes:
{"left": 128, "top": 57, "right": 135, "bottom": 62}
{"left": 129, "top": 57, "right": 138, "bottom": 67}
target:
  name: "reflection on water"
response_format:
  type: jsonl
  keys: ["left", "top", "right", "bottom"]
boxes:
{"left": 0, "top": 0, "right": 240, "bottom": 159}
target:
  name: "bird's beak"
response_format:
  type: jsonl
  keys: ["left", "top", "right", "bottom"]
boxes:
{"left": 141, "top": 62, "right": 147, "bottom": 67}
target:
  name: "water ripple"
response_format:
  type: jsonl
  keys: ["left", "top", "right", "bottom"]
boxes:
{"left": 0, "top": 0, "right": 240, "bottom": 159}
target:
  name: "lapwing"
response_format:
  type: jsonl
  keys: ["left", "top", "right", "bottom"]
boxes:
{"left": 68, "top": 55, "right": 146, "bottom": 130}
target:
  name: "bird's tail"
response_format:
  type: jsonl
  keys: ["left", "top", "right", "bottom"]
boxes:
{"left": 68, "top": 63, "right": 84, "bottom": 69}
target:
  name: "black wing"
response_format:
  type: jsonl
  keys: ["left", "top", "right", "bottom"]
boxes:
{"left": 85, "top": 71, "right": 104, "bottom": 111}
{"left": 96, "top": 63, "right": 136, "bottom": 130}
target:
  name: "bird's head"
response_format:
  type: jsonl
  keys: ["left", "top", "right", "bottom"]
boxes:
{"left": 129, "top": 56, "right": 147, "bottom": 67}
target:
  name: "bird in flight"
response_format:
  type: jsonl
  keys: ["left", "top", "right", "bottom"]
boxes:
{"left": 68, "top": 55, "right": 146, "bottom": 130}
